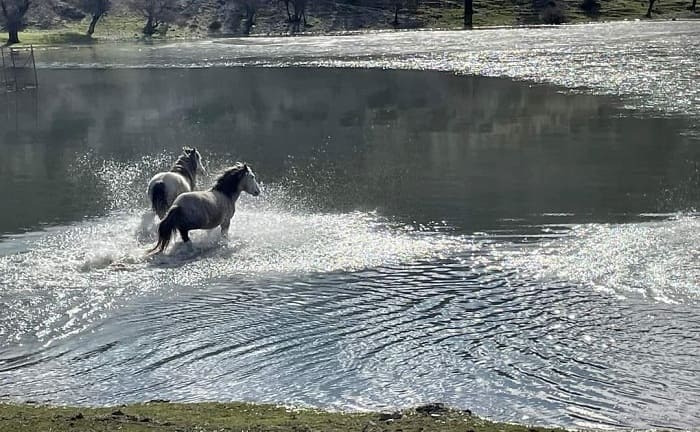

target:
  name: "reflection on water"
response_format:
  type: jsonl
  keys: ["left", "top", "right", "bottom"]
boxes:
{"left": 33, "top": 21, "right": 700, "bottom": 121}
{"left": 0, "top": 66, "right": 698, "bottom": 430}
{"left": 1, "top": 68, "right": 698, "bottom": 233}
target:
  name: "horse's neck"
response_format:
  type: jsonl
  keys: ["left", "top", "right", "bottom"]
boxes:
{"left": 220, "top": 190, "right": 242, "bottom": 208}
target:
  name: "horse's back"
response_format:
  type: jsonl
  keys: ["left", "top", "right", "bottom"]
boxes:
{"left": 147, "top": 172, "right": 191, "bottom": 204}
{"left": 172, "top": 191, "right": 230, "bottom": 229}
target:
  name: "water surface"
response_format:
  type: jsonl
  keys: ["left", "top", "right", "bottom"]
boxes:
{"left": 1, "top": 22, "right": 699, "bottom": 430}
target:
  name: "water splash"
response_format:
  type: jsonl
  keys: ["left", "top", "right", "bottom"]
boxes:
{"left": 0, "top": 153, "right": 471, "bottom": 351}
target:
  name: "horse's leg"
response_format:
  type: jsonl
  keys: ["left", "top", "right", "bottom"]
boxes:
{"left": 220, "top": 221, "right": 230, "bottom": 238}
{"left": 179, "top": 229, "right": 190, "bottom": 243}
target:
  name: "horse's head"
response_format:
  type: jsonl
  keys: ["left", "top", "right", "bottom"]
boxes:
{"left": 184, "top": 146, "right": 206, "bottom": 175}
{"left": 241, "top": 164, "right": 261, "bottom": 197}
{"left": 212, "top": 163, "right": 261, "bottom": 198}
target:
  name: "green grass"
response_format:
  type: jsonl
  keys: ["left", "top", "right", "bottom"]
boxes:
{"left": 0, "top": 402, "right": 567, "bottom": 432}
{"left": 10, "top": 12, "right": 199, "bottom": 46}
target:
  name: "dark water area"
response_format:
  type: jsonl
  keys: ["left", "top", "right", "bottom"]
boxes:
{"left": 0, "top": 67, "right": 698, "bottom": 430}
{"left": 1, "top": 68, "right": 698, "bottom": 234}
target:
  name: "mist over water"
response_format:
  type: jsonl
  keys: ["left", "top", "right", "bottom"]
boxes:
{"left": 1, "top": 22, "right": 699, "bottom": 430}
{"left": 34, "top": 21, "right": 700, "bottom": 120}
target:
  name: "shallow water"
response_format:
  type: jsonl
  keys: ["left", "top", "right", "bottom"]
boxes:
{"left": 1, "top": 22, "right": 700, "bottom": 430}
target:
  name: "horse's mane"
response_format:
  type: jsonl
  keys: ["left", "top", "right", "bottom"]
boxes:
{"left": 211, "top": 163, "right": 248, "bottom": 198}
{"left": 170, "top": 148, "right": 197, "bottom": 189}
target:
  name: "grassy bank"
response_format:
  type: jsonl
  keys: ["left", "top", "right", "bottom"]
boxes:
{"left": 6, "top": 0, "right": 699, "bottom": 46}
{"left": 0, "top": 401, "right": 566, "bottom": 432}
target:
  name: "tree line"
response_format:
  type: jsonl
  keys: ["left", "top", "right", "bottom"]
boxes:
{"left": 1, "top": 0, "right": 697, "bottom": 45}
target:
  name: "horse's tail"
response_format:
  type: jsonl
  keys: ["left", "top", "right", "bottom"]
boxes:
{"left": 151, "top": 181, "right": 169, "bottom": 219}
{"left": 148, "top": 206, "right": 181, "bottom": 255}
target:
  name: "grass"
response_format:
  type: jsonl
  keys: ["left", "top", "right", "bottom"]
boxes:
{"left": 11, "top": 12, "right": 197, "bottom": 46}
{"left": 0, "top": 401, "right": 567, "bottom": 432}
{"left": 391, "top": 0, "right": 697, "bottom": 29}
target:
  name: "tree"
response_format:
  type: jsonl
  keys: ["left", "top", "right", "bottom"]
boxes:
{"left": 72, "top": 0, "right": 111, "bottom": 35}
{"left": 0, "top": 0, "right": 30, "bottom": 45}
{"left": 226, "top": 0, "right": 259, "bottom": 34}
{"left": 290, "top": 0, "right": 307, "bottom": 31}
{"left": 389, "top": 0, "right": 419, "bottom": 27}
{"left": 580, "top": 0, "right": 600, "bottom": 16}
{"left": 464, "top": 0, "right": 473, "bottom": 27}
{"left": 689, "top": 0, "right": 696, "bottom": 11}
{"left": 280, "top": 0, "right": 291, "bottom": 21}
{"left": 280, "top": 0, "right": 307, "bottom": 31}
{"left": 127, "top": 0, "right": 178, "bottom": 35}
{"left": 645, "top": 0, "right": 656, "bottom": 17}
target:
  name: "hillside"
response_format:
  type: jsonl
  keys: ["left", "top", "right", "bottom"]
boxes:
{"left": 15, "top": 0, "right": 700, "bottom": 42}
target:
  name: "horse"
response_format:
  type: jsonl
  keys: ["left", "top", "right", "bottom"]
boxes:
{"left": 147, "top": 147, "right": 207, "bottom": 219}
{"left": 148, "top": 162, "right": 261, "bottom": 255}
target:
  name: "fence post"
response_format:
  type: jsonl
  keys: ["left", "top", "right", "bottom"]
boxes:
{"left": 10, "top": 47, "right": 18, "bottom": 92}
{"left": 0, "top": 46, "right": 39, "bottom": 92}
{"left": 0, "top": 47, "right": 7, "bottom": 91}
{"left": 31, "top": 45, "right": 38, "bottom": 89}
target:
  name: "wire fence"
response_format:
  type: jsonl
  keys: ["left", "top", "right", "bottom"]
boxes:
{"left": 1, "top": 45, "right": 38, "bottom": 93}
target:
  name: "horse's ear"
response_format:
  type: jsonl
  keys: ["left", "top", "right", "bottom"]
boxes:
{"left": 243, "top": 163, "right": 249, "bottom": 172}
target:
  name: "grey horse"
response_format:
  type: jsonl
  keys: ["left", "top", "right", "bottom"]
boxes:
{"left": 147, "top": 147, "right": 206, "bottom": 219}
{"left": 149, "top": 163, "right": 261, "bottom": 255}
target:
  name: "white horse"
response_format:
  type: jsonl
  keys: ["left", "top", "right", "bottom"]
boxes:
{"left": 149, "top": 163, "right": 261, "bottom": 255}
{"left": 147, "top": 147, "right": 206, "bottom": 219}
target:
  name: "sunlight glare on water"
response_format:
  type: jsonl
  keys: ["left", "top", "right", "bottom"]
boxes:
{"left": 502, "top": 215, "right": 700, "bottom": 303}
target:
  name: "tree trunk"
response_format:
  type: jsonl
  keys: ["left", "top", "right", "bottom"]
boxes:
{"left": 144, "top": 15, "right": 157, "bottom": 35}
{"left": 87, "top": 14, "right": 101, "bottom": 36}
{"left": 690, "top": 0, "right": 697, "bottom": 11}
{"left": 464, "top": 0, "right": 473, "bottom": 27}
{"left": 7, "top": 28, "right": 20, "bottom": 45}
{"left": 7, "top": 19, "right": 20, "bottom": 45}
{"left": 285, "top": 0, "right": 291, "bottom": 21}
{"left": 645, "top": 0, "right": 656, "bottom": 17}
{"left": 393, "top": 4, "right": 399, "bottom": 26}
{"left": 244, "top": 6, "right": 255, "bottom": 34}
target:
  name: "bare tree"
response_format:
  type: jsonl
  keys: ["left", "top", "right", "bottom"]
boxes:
{"left": 276, "top": 0, "right": 306, "bottom": 31}
{"left": 70, "top": 0, "right": 111, "bottom": 35}
{"left": 689, "top": 0, "right": 696, "bottom": 11}
{"left": 645, "top": 0, "right": 657, "bottom": 17}
{"left": 280, "top": 0, "right": 291, "bottom": 21}
{"left": 464, "top": 0, "right": 473, "bottom": 27}
{"left": 127, "top": 0, "right": 178, "bottom": 35}
{"left": 226, "top": 0, "right": 259, "bottom": 34}
{"left": 390, "top": 0, "right": 419, "bottom": 27}
{"left": 0, "top": 0, "right": 30, "bottom": 45}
